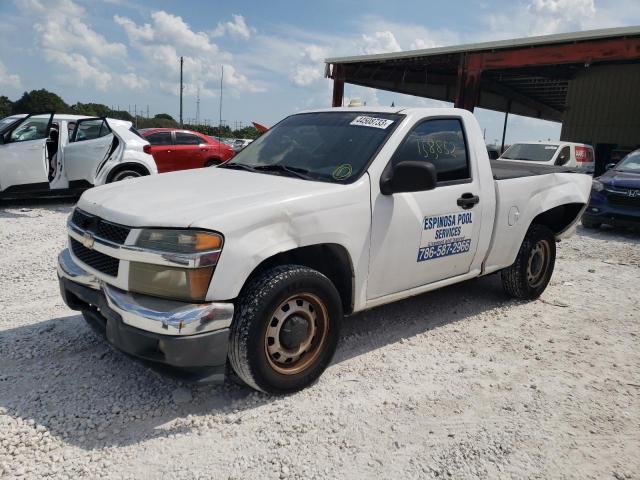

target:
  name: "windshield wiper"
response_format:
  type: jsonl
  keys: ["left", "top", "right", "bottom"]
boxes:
{"left": 253, "top": 164, "right": 313, "bottom": 180}
{"left": 221, "top": 163, "right": 256, "bottom": 172}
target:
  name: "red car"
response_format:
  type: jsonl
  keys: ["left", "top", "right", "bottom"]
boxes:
{"left": 139, "top": 128, "right": 234, "bottom": 173}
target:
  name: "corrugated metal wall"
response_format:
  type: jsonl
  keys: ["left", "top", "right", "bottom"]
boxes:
{"left": 561, "top": 64, "right": 640, "bottom": 148}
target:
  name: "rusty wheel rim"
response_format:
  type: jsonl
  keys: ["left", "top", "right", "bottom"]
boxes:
{"left": 527, "top": 239, "right": 551, "bottom": 288}
{"left": 264, "top": 293, "right": 329, "bottom": 375}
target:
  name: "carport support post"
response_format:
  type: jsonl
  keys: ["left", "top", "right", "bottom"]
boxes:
{"left": 332, "top": 64, "right": 345, "bottom": 107}
{"left": 455, "top": 53, "right": 483, "bottom": 112}
{"left": 501, "top": 101, "right": 511, "bottom": 154}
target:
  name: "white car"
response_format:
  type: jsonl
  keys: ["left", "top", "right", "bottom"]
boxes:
{"left": 232, "top": 138, "right": 253, "bottom": 152}
{"left": 57, "top": 107, "right": 591, "bottom": 394}
{"left": 499, "top": 141, "right": 595, "bottom": 172}
{"left": 0, "top": 113, "right": 157, "bottom": 198}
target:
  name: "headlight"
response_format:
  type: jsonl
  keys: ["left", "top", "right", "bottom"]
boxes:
{"left": 592, "top": 180, "right": 604, "bottom": 192}
{"left": 135, "top": 229, "right": 223, "bottom": 253}
{"left": 129, "top": 262, "right": 214, "bottom": 302}
{"left": 129, "top": 229, "right": 223, "bottom": 302}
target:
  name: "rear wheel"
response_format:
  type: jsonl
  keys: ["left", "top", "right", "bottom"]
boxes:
{"left": 109, "top": 169, "right": 142, "bottom": 182}
{"left": 228, "top": 265, "right": 342, "bottom": 394}
{"left": 501, "top": 224, "right": 556, "bottom": 300}
{"left": 205, "top": 159, "right": 220, "bottom": 167}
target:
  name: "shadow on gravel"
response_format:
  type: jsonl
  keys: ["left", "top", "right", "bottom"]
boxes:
{"left": 0, "top": 274, "right": 509, "bottom": 451}
{"left": 0, "top": 197, "right": 76, "bottom": 218}
{"left": 576, "top": 223, "right": 640, "bottom": 240}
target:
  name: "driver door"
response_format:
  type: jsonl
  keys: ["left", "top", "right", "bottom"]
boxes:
{"left": 64, "top": 117, "right": 114, "bottom": 185}
{"left": 0, "top": 113, "right": 53, "bottom": 192}
{"left": 367, "top": 117, "right": 484, "bottom": 299}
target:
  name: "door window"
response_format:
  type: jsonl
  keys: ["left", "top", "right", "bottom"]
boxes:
{"left": 175, "top": 132, "right": 202, "bottom": 145}
{"left": 555, "top": 146, "right": 571, "bottom": 166}
{"left": 391, "top": 118, "right": 470, "bottom": 183}
{"left": 72, "top": 119, "right": 111, "bottom": 142}
{"left": 147, "top": 132, "right": 173, "bottom": 145}
{"left": 8, "top": 116, "right": 51, "bottom": 143}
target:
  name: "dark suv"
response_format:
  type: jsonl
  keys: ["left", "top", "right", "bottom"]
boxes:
{"left": 583, "top": 149, "right": 640, "bottom": 229}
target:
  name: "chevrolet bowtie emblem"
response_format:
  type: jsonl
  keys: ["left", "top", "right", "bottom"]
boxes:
{"left": 81, "top": 232, "right": 94, "bottom": 249}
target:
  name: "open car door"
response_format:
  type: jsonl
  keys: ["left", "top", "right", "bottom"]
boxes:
{"left": 0, "top": 113, "right": 53, "bottom": 193}
{"left": 64, "top": 117, "right": 114, "bottom": 186}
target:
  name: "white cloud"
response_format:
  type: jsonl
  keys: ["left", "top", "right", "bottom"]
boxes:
{"left": 114, "top": 15, "right": 154, "bottom": 42}
{"left": 120, "top": 72, "right": 149, "bottom": 90}
{"left": 45, "top": 50, "right": 112, "bottom": 91}
{"left": 483, "top": 0, "right": 598, "bottom": 38}
{"left": 212, "top": 14, "right": 253, "bottom": 41}
{"left": 360, "top": 31, "right": 402, "bottom": 55}
{"left": 0, "top": 61, "right": 22, "bottom": 89}
{"left": 22, "top": 0, "right": 127, "bottom": 59}
{"left": 115, "top": 12, "right": 262, "bottom": 95}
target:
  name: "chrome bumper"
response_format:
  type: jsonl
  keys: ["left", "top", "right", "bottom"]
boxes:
{"left": 57, "top": 248, "right": 234, "bottom": 336}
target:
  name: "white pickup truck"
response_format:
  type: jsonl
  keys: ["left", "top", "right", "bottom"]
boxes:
{"left": 57, "top": 107, "right": 591, "bottom": 394}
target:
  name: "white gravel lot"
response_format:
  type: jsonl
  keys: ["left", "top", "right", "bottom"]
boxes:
{"left": 0, "top": 200, "right": 639, "bottom": 480}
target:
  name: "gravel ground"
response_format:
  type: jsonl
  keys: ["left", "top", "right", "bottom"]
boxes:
{"left": 0, "top": 200, "right": 639, "bottom": 479}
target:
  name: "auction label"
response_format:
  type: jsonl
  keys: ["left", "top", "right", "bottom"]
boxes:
{"left": 349, "top": 115, "right": 394, "bottom": 129}
{"left": 417, "top": 211, "right": 473, "bottom": 262}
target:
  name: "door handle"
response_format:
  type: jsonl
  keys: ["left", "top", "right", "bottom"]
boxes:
{"left": 457, "top": 193, "right": 480, "bottom": 209}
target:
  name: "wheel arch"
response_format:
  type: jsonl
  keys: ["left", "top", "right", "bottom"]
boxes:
{"left": 240, "top": 243, "right": 355, "bottom": 314}
{"left": 531, "top": 202, "right": 587, "bottom": 237}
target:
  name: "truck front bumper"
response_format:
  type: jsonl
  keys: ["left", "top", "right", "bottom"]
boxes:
{"left": 57, "top": 248, "right": 234, "bottom": 383}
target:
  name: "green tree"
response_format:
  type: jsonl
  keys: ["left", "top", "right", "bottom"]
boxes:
{"left": 11, "top": 89, "right": 69, "bottom": 114}
{"left": 0, "top": 96, "right": 13, "bottom": 118}
{"left": 154, "top": 113, "right": 176, "bottom": 121}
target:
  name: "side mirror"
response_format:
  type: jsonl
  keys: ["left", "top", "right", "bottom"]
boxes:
{"left": 380, "top": 161, "right": 437, "bottom": 195}
{"left": 605, "top": 162, "right": 616, "bottom": 170}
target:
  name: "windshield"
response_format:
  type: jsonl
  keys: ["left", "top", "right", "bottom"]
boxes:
{"left": 0, "top": 115, "right": 25, "bottom": 133}
{"left": 615, "top": 150, "right": 640, "bottom": 172}
{"left": 500, "top": 143, "right": 559, "bottom": 162}
{"left": 223, "top": 111, "right": 403, "bottom": 182}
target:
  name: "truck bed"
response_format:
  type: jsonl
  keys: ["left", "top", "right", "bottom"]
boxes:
{"left": 490, "top": 160, "right": 585, "bottom": 180}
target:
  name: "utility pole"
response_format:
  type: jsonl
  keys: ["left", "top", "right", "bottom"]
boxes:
{"left": 146, "top": 105, "right": 149, "bottom": 119}
{"left": 196, "top": 86, "right": 200, "bottom": 125}
{"left": 219, "top": 65, "right": 224, "bottom": 141}
{"left": 179, "top": 56, "right": 184, "bottom": 127}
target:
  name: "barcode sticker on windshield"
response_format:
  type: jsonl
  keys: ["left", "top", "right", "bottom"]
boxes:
{"left": 350, "top": 116, "right": 394, "bottom": 129}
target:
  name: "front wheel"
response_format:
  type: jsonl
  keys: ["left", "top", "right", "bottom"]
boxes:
{"left": 501, "top": 224, "right": 556, "bottom": 300}
{"left": 228, "top": 265, "right": 342, "bottom": 394}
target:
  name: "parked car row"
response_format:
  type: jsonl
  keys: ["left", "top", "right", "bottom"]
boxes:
{"left": 0, "top": 113, "right": 240, "bottom": 199}
{"left": 0, "top": 113, "right": 156, "bottom": 198}
{"left": 139, "top": 128, "right": 234, "bottom": 172}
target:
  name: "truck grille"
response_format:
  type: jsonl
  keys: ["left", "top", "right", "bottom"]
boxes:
{"left": 71, "top": 209, "right": 131, "bottom": 244}
{"left": 607, "top": 191, "right": 640, "bottom": 208}
{"left": 70, "top": 237, "right": 120, "bottom": 277}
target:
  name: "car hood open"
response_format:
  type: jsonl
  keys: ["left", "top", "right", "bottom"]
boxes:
{"left": 77, "top": 167, "right": 356, "bottom": 230}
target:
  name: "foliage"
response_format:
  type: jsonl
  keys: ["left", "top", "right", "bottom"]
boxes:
{"left": 154, "top": 113, "right": 175, "bottom": 121}
{"left": 0, "top": 96, "right": 13, "bottom": 118}
{"left": 4, "top": 89, "right": 259, "bottom": 139}
{"left": 12, "top": 89, "right": 70, "bottom": 114}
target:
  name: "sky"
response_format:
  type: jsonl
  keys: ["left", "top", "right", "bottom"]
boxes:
{"left": 1, "top": 0, "right": 640, "bottom": 143}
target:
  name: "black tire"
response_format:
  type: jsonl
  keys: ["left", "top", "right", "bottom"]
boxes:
{"left": 228, "top": 265, "right": 342, "bottom": 394}
{"left": 501, "top": 224, "right": 556, "bottom": 300}
{"left": 109, "top": 169, "right": 142, "bottom": 182}
{"left": 581, "top": 217, "right": 601, "bottom": 229}
{"left": 205, "top": 159, "right": 220, "bottom": 167}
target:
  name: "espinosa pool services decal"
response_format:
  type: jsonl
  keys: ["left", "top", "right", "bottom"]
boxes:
{"left": 417, "top": 212, "right": 473, "bottom": 262}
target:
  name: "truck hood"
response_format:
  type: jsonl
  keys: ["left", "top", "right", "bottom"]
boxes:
{"left": 598, "top": 169, "right": 640, "bottom": 189}
{"left": 77, "top": 167, "right": 357, "bottom": 229}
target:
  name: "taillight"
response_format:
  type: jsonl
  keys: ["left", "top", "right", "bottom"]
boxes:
{"left": 143, "top": 144, "right": 151, "bottom": 154}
